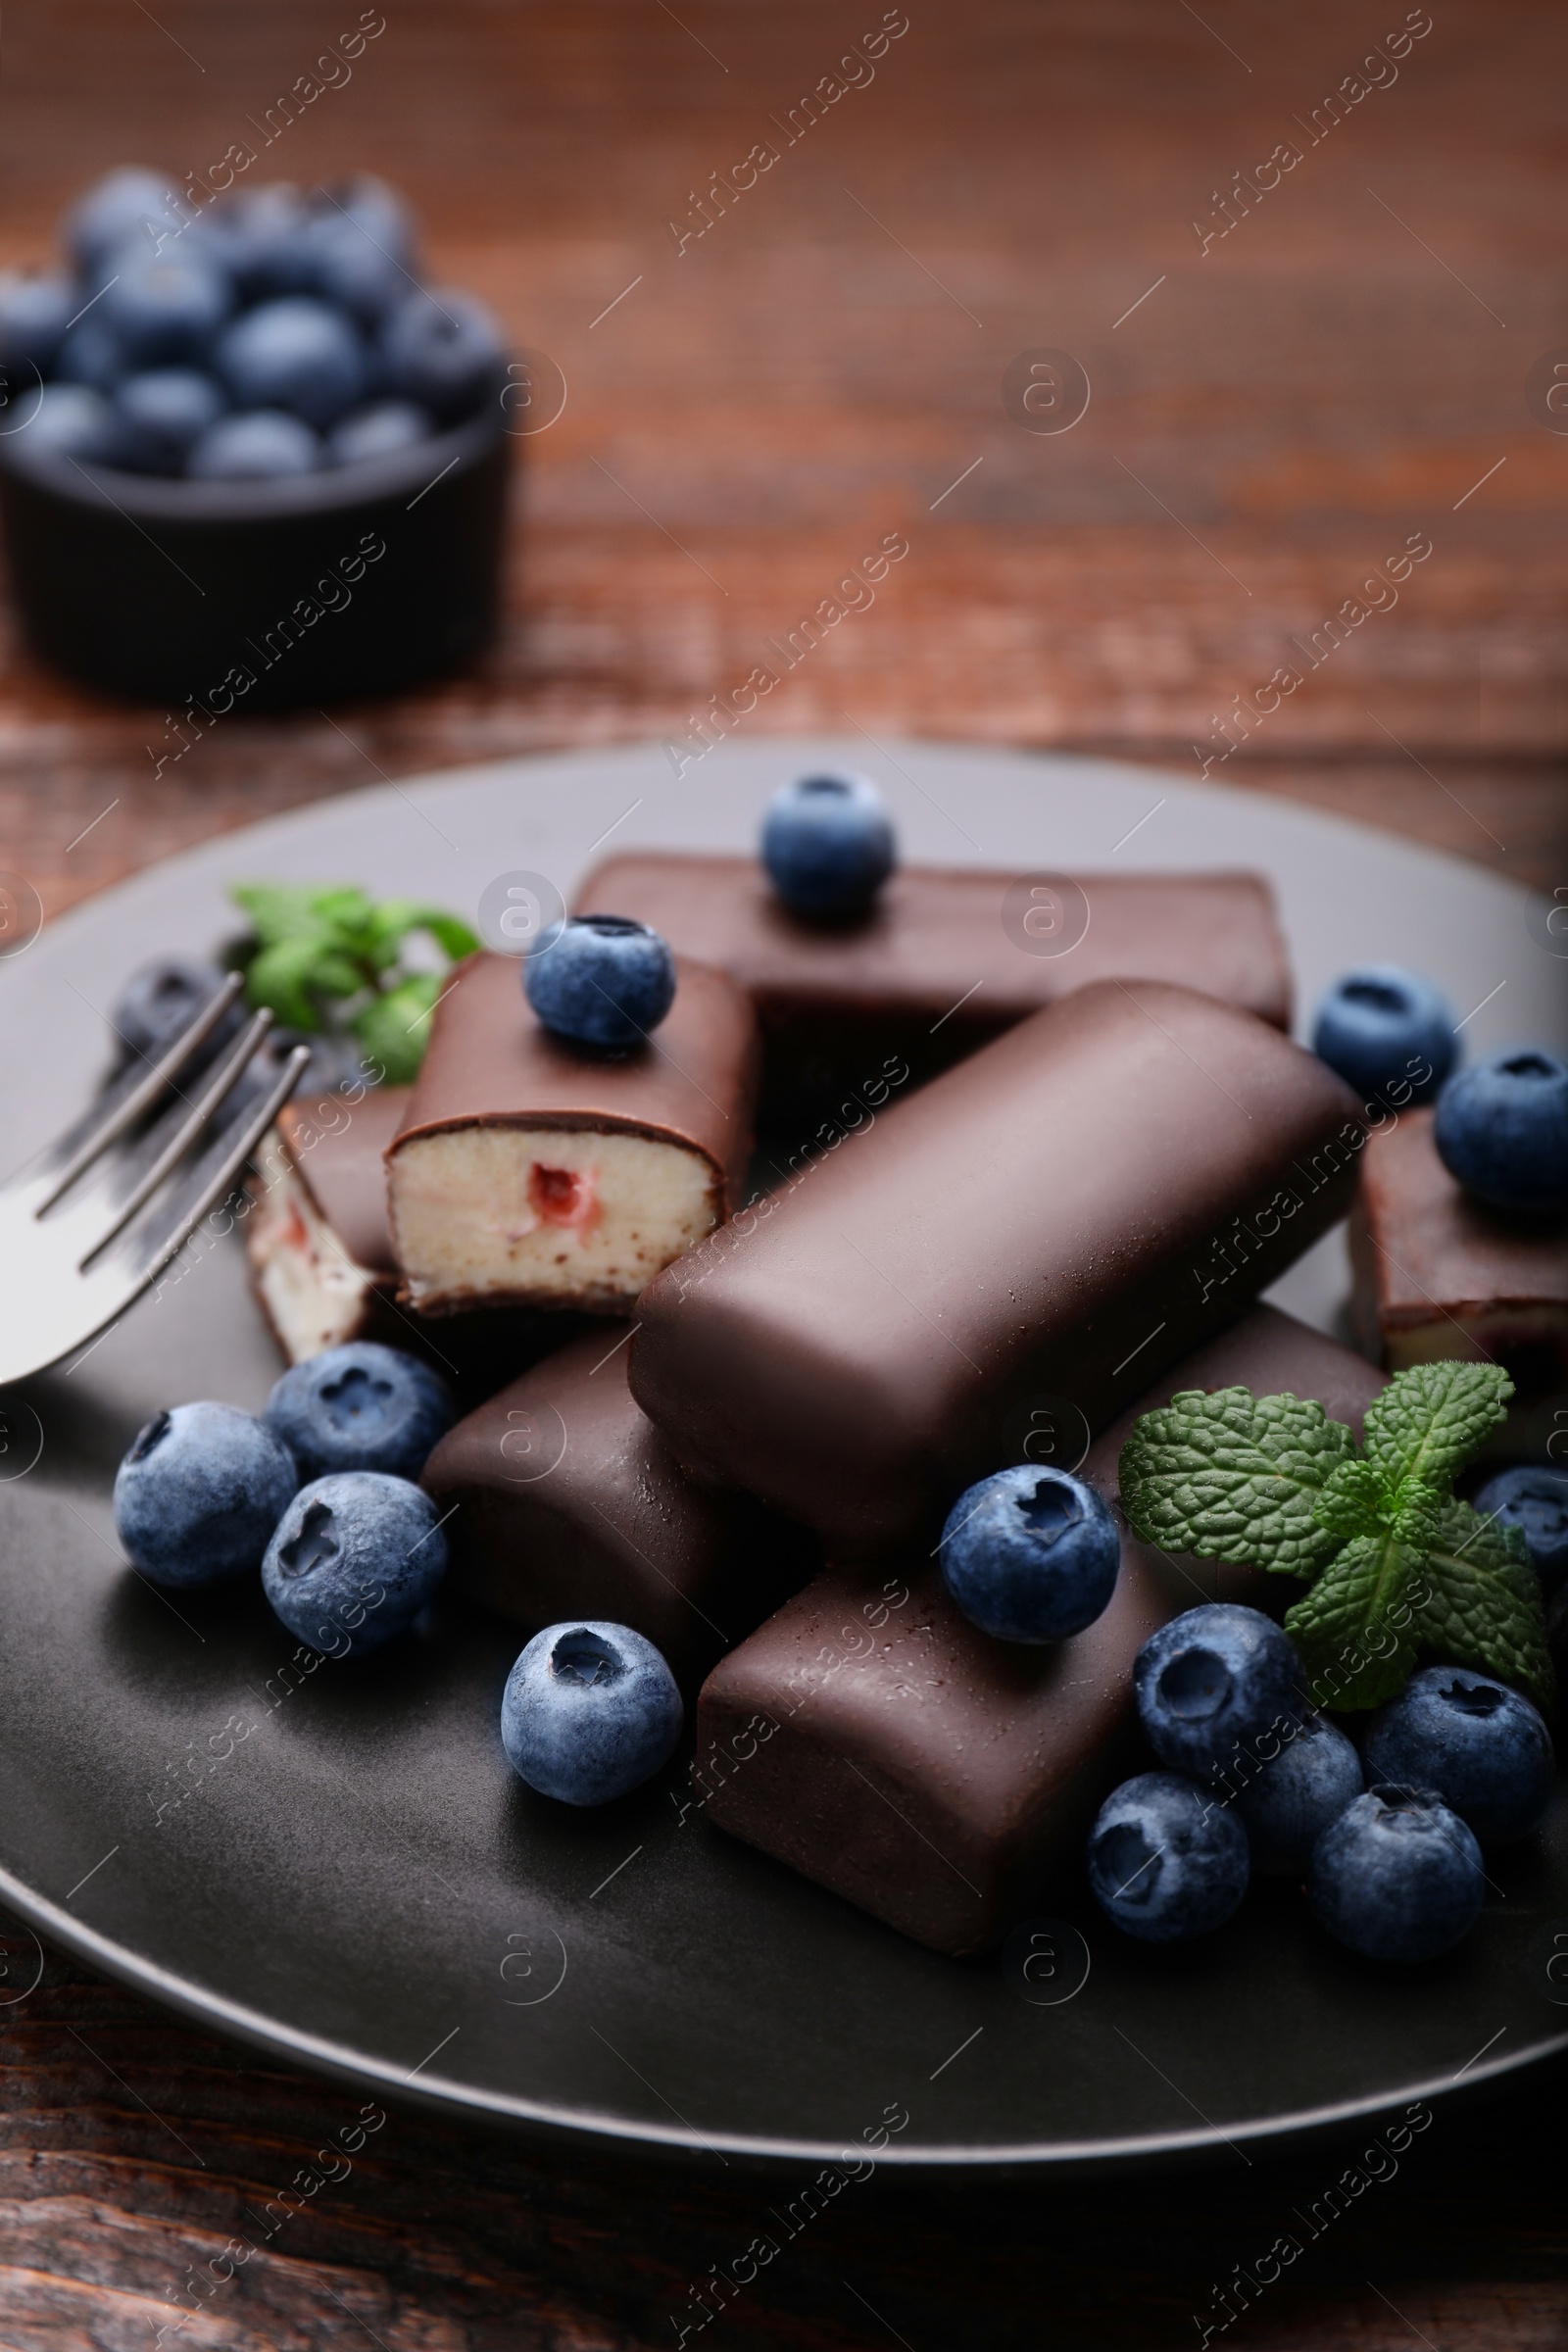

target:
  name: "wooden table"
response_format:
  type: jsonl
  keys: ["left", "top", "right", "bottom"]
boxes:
{"left": 0, "top": 3, "right": 1564, "bottom": 2342}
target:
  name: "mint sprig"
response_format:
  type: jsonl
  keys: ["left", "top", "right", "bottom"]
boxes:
{"left": 1119, "top": 1360, "right": 1553, "bottom": 1711}
{"left": 1116, "top": 1387, "right": 1356, "bottom": 1581}
{"left": 229, "top": 884, "right": 478, "bottom": 1085}
{"left": 1282, "top": 1532, "right": 1421, "bottom": 1710}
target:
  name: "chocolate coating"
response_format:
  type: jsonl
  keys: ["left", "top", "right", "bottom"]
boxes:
{"left": 391, "top": 951, "right": 758, "bottom": 1198}
{"left": 421, "top": 1326, "right": 813, "bottom": 1690}
{"left": 632, "top": 980, "right": 1365, "bottom": 1556}
{"left": 386, "top": 950, "right": 760, "bottom": 1315}
{"left": 695, "top": 1305, "right": 1386, "bottom": 1955}
{"left": 575, "top": 853, "right": 1293, "bottom": 1125}
{"left": 1350, "top": 1106, "right": 1568, "bottom": 1398}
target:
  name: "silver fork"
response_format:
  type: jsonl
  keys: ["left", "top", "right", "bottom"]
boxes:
{"left": 0, "top": 973, "right": 310, "bottom": 1385}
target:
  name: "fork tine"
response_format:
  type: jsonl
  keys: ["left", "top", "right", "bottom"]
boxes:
{"left": 30, "top": 970, "right": 247, "bottom": 1209}
{"left": 111, "top": 1042, "right": 312, "bottom": 1292}
{"left": 74, "top": 1005, "right": 276, "bottom": 1260}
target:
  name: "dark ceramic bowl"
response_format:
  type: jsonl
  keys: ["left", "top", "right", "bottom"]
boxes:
{"left": 0, "top": 404, "right": 510, "bottom": 711}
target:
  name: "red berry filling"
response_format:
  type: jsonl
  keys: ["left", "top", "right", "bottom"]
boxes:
{"left": 527, "top": 1160, "right": 598, "bottom": 1233}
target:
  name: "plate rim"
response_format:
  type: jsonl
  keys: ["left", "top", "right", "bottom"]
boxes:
{"left": 7, "top": 1862, "right": 1564, "bottom": 2170}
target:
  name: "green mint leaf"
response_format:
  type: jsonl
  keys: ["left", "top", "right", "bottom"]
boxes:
{"left": 1283, "top": 1533, "right": 1420, "bottom": 1710}
{"left": 312, "top": 950, "right": 367, "bottom": 1002}
{"left": 244, "top": 935, "right": 334, "bottom": 1032}
{"left": 352, "top": 973, "right": 442, "bottom": 1086}
{"left": 312, "top": 892, "right": 383, "bottom": 980}
{"left": 365, "top": 900, "right": 479, "bottom": 966}
{"left": 229, "top": 882, "right": 329, "bottom": 949}
{"left": 1389, "top": 1475, "right": 1445, "bottom": 1551}
{"left": 1311, "top": 1458, "right": 1388, "bottom": 1543}
{"left": 1313, "top": 1459, "right": 1445, "bottom": 1550}
{"left": 1361, "top": 1360, "right": 1513, "bottom": 1496}
{"left": 1119, "top": 1386, "right": 1357, "bottom": 1579}
{"left": 1408, "top": 1499, "right": 1555, "bottom": 1713}
{"left": 306, "top": 885, "right": 376, "bottom": 937}
{"left": 419, "top": 911, "right": 479, "bottom": 961}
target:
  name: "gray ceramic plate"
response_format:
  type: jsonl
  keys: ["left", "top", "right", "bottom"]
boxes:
{"left": 1, "top": 739, "right": 1564, "bottom": 2169}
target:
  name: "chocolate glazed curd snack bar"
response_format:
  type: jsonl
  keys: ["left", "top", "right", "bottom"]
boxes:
{"left": 247, "top": 1085, "right": 412, "bottom": 1361}
{"left": 421, "top": 1325, "right": 814, "bottom": 1690}
{"left": 693, "top": 1307, "right": 1387, "bottom": 1955}
{"left": 245, "top": 1085, "right": 594, "bottom": 1388}
{"left": 574, "top": 853, "right": 1293, "bottom": 1124}
{"left": 386, "top": 951, "right": 760, "bottom": 1316}
{"left": 1349, "top": 1106, "right": 1568, "bottom": 1398}
{"left": 630, "top": 979, "right": 1365, "bottom": 1557}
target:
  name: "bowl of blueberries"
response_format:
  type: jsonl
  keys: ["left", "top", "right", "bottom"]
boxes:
{"left": 0, "top": 167, "right": 513, "bottom": 710}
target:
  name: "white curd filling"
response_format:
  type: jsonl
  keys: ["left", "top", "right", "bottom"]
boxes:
{"left": 389, "top": 1125, "right": 720, "bottom": 1311}
{"left": 244, "top": 1134, "right": 378, "bottom": 1363}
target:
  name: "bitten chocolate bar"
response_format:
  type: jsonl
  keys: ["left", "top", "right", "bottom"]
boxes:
{"left": 387, "top": 952, "right": 760, "bottom": 1316}
{"left": 574, "top": 853, "right": 1292, "bottom": 1123}
{"left": 694, "top": 1307, "right": 1386, "bottom": 1955}
{"left": 1350, "top": 1107, "right": 1568, "bottom": 1398}
{"left": 245, "top": 1085, "right": 592, "bottom": 1391}
{"left": 247, "top": 1085, "right": 410, "bottom": 1361}
{"left": 421, "top": 1325, "right": 813, "bottom": 1690}
{"left": 631, "top": 979, "right": 1364, "bottom": 1556}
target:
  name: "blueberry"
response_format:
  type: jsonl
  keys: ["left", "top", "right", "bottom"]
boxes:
{"left": 115, "top": 1400, "right": 297, "bottom": 1589}
{"left": 199, "top": 184, "right": 319, "bottom": 303}
{"left": 65, "top": 168, "right": 186, "bottom": 281}
{"left": 179, "top": 196, "right": 260, "bottom": 290}
{"left": 54, "top": 319, "right": 127, "bottom": 395}
{"left": 313, "top": 174, "right": 416, "bottom": 270}
{"left": 760, "top": 773, "right": 896, "bottom": 919}
{"left": 939, "top": 1465, "right": 1119, "bottom": 1642}
{"left": 307, "top": 214, "right": 414, "bottom": 328}
{"left": 326, "top": 399, "right": 431, "bottom": 466}
{"left": 113, "top": 368, "right": 226, "bottom": 474}
{"left": 1087, "top": 1772, "right": 1250, "bottom": 1941}
{"left": 265, "top": 1341, "right": 456, "bottom": 1482}
{"left": 269, "top": 1028, "right": 379, "bottom": 1096}
{"left": 525, "top": 915, "right": 676, "bottom": 1052}
{"left": 1307, "top": 1786, "right": 1484, "bottom": 1962}
{"left": 1363, "top": 1665, "right": 1554, "bottom": 1844}
{"left": 100, "top": 244, "right": 230, "bottom": 369}
{"left": 232, "top": 1026, "right": 374, "bottom": 1101}
{"left": 1434, "top": 1049, "right": 1568, "bottom": 1217}
{"left": 187, "top": 409, "right": 321, "bottom": 480}
{"left": 0, "top": 270, "right": 76, "bottom": 376}
{"left": 10, "top": 382, "right": 122, "bottom": 464}
{"left": 500, "top": 1621, "right": 683, "bottom": 1805}
{"left": 1311, "top": 964, "right": 1455, "bottom": 1105}
{"left": 216, "top": 297, "right": 367, "bottom": 429}
{"left": 1233, "top": 1711, "right": 1363, "bottom": 1874}
{"left": 110, "top": 956, "right": 244, "bottom": 1065}
{"left": 1134, "top": 1604, "right": 1309, "bottom": 1781}
{"left": 1473, "top": 1465, "right": 1568, "bottom": 1593}
{"left": 381, "top": 287, "right": 507, "bottom": 422}
{"left": 262, "top": 1471, "right": 446, "bottom": 1657}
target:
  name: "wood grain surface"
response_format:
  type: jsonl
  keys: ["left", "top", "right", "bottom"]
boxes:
{"left": 0, "top": 2, "right": 1565, "bottom": 2343}
{"left": 0, "top": 1916, "right": 1565, "bottom": 2352}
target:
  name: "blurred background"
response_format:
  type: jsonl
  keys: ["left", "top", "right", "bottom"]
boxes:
{"left": 1, "top": 0, "right": 1563, "bottom": 922}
